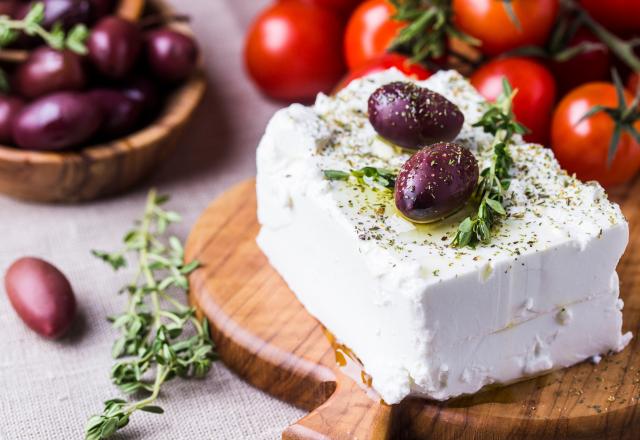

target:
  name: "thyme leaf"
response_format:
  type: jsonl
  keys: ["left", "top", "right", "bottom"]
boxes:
{"left": 0, "top": 2, "right": 89, "bottom": 53}
{"left": 451, "top": 78, "right": 527, "bottom": 248}
{"left": 389, "top": 0, "right": 480, "bottom": 65}
{"left": 324, "top": 166, "right": 397, "bottom": 190}
{"left": 85, "top": 190, "right": 217, "bottom": 440}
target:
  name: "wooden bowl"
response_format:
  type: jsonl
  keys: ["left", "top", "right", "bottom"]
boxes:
{"left": 0, "top": 0, "right": 145, "bottom": 64}
{"left": 0, "top": 0, "right": 206, "bottom": 203}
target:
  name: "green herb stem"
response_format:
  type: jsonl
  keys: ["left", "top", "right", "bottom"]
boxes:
{"left": 0, "top": 3, "right": 89, "bottom": 53}
{"left": 86, "top": 190, "right": 216, "bottom": 440}
{"left": 451, "top": 78, "right": 526, "bottom": 248}
{"left": 577, "top": 6, "right": 640, "bottom": 72}
{"left": 389, "top": 0, "right": 479, "bottom": 65}
{"left": 323, "top": 166, "right": 397, "bottom": 191}
{"left": 0, "top": 2, "right": 88, "bottom": 92}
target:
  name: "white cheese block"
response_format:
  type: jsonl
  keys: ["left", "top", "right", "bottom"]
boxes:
{"left": 255, "top": 69, "right": 632, "bottom": 404}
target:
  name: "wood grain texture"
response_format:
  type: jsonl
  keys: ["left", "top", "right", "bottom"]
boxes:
{"left": 186, "top": 179, "right": 640, "bottom": 440}
{"left": 0, "top": 0, "right": 205, "bottom": 203}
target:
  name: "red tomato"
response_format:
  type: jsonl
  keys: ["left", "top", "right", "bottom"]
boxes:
{"left": 452, "top": 0, "right": 559, "bottom": 56}
{"left": 551, "top": 28, "right": 611, "bottom": 95}
{"left": 471, "top": 57, "right": 557, "bottom": 145}
{"left": 288, "top": 0, "right": 363, "bottom": 15}
{"left": 551, "top": 83, "right": 640, "bottom": 187}
{"left": 335, "top": 53, "right": 432, "bottom": 91}
{"left": 580, "top": 0, "right": 640, "bottom": 36}
{"left": 344, "top": 0, "right": 405, "bottom": 70}
{"left": 244, "top": 2, "right": 345, "bottom": 102}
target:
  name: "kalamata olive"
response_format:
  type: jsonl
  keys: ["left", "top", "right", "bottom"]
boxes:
{"left": 15, "top": 47, "right": 86, "bottom": 99}
{"left": 5, "top": 257, "right": 77, "bottom": 339}
{"left": 13, "top": 92, "right": 102, "bottom": 150}
{"left": 44, "top": 0, "right": 91, "bottom": 28}
{"left": 89, "top": 0, "right": 114, "bottom": 22}
{"left": 121, "top": 76, "right": 159, "bottom": 119}
{"left": 11, "top": 0, "right": 90, "bottom": 48}
{"left": 15, "top": 0, "right": 91, "bottom": 29}
{"left": 145, "top": 28, "right": 199, "bottom": 83}
{"left": 88, "top": 88, "right": 142, "bottom": 138}
{"left": 368, "top": 81, "right": 464, "bottom": 150}
{"left": 0, "top": 95, "right": 25, "bottom": 144}
{"left": 0, "top": 1, "right": 18, "bottom": 16}
{"left": 88, "top": 16, "right": 142, "bottom": 79}
{"left": 395, "top": 142, "right": 478, "bottom": 223}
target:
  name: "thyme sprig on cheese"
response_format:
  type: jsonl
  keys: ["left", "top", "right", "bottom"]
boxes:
{"left": 324, "top": 166, "right": 397, "bottom": 191}
{"left": 451, "top": 79, "right": 527, "bottom": 248}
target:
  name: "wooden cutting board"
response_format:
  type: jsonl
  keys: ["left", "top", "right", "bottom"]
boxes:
{"left": 185, "top": 179, "right": 640, "bottom": 440}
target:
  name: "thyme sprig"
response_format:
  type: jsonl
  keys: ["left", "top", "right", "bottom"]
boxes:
{"left": 390, "top": 0, "right": 479, "bottom": 65}
{"left": 0, "top": 2, "right": 89, "bottom": 53}
{"left": 0, "top": 2, "right": 88, "bottom": 92}
{"left": 451, "top": 79, "right": 527, "bottom": 248}
{"left": 324, "top": 166, "right": 397, "bottom": 190}
{"left": 85, "top": 190, "right": 216, "bottom": 440}
{"left": 388, "top": 1, "right": 523, "bottom": 68}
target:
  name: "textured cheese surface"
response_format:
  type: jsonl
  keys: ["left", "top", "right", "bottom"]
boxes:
{"left": 255, "top": 69, "right": 631, "bottom": 403}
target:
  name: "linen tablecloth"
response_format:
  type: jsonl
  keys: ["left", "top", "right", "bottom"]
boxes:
{"left": 0, "top": 1, "right": 307, "bottom": 438}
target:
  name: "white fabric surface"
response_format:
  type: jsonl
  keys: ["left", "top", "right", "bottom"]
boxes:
{"left": 0, "top": 1, "right": 307, "bottom": 438}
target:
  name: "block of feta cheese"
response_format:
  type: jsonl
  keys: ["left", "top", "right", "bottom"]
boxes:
{"left": 255, "top": 69, "right": 632, "bottom": 404}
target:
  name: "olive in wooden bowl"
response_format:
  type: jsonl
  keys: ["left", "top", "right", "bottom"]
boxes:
{"left": 0, "top": 0, "right": 205, "bottom": 203}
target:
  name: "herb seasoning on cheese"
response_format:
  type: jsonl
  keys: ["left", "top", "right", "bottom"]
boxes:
{"left": 256, "top": 69, "right": 631, "bottom": 404}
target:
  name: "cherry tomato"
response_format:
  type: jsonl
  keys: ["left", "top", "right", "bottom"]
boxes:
{"left": 580, "top": 0, "right": 640, "bottom": 36}
{"left": 245, "top": 2, "right": 345, "bottom": 102}
{"left": 452, "top": 0, "right": 559, "bottom": 56}
{"left": 344, "top": 0, "right": 405, "bottom": 70}
{"left": 284, "top": 0, "right": 363, "bottom": 16}
{"left": 336, "top": 53, "right": 431, "bottom": 91}
{"left": 471, "top": 57, "right": 557, "bottom": 145}
{"left": 550, "top": 28, "right": 611, "bottom": 95}
{"left": 551, "top": 83, "right": 640, "bottom": 187}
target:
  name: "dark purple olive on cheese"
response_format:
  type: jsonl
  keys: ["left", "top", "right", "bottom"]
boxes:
{"left": 368, "top": 81, "right": 464, "bottom": 150}
{"left": 395, "top": 142, "right": 478, "bottom": 223}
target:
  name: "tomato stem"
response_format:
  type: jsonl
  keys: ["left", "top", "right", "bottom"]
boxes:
{"left": 568, "top": 2, "right": 640, "bottom": 72}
